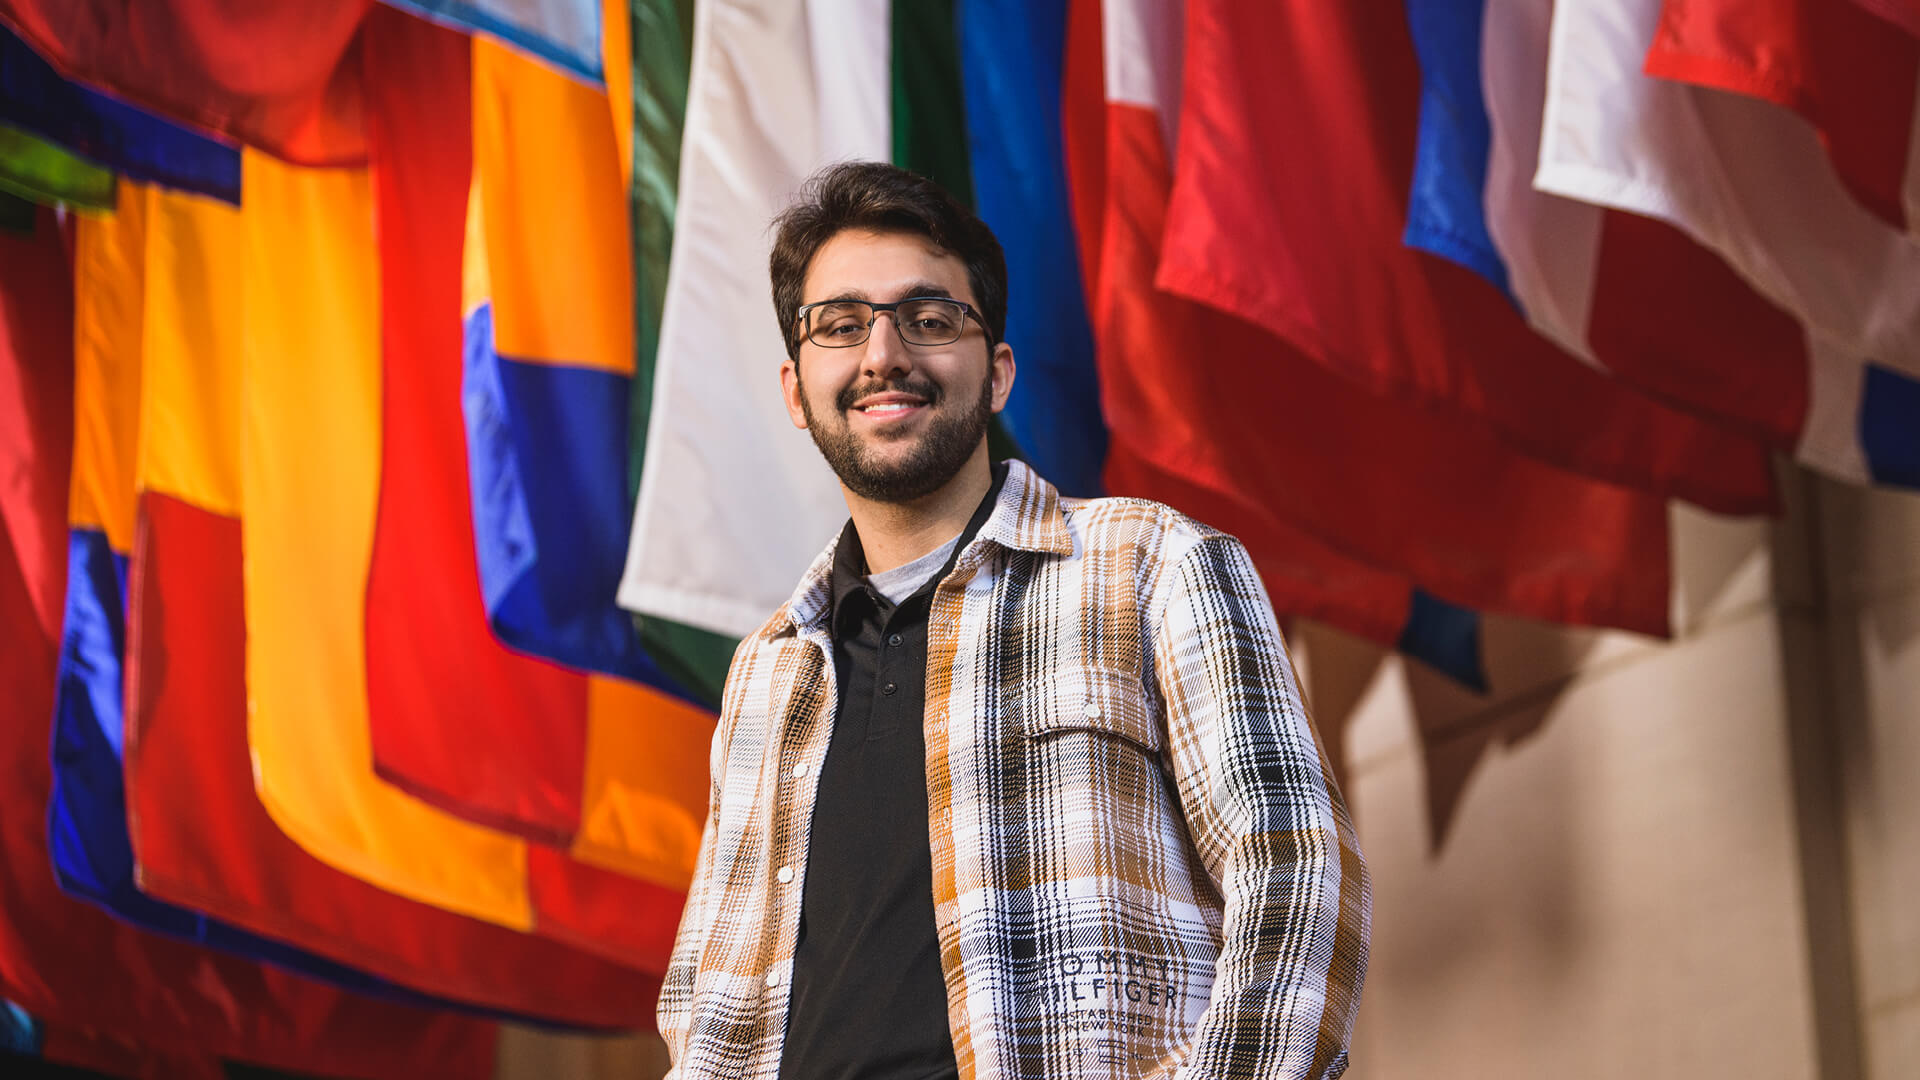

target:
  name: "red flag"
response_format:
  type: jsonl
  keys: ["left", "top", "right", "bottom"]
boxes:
{"left": 1073, "top": 0, "right": 1674, "bottom": 636}
{"left": 1161, "top": 0, "right": 1777, "bottom": 517}
{"left": 1059, "top": 0, "right": 1407, "bottom": 648}
{"left": 0, "top": 0, "right": 372, "bottom": 166}
{"left": 1584, "top": 207, "right": 1814, "bottom": 448}
{"left": 359, "top": 2, "right": 586, "bottom": 849}
{"left": 1647, "top": 0, "right": 1919, "bottom": 231}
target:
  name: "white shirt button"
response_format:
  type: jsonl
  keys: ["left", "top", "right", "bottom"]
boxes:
{"left": 1083, "top": 703, "right": 1102, "bottom": 720}
{"left": 792, "top": 762, "right": 810, "bottom": 778}
{"left": 777, "top": 865, "right": 795, "bottom": 883}
{"left": 765, "top": 969, "right": 782, "bottom": 988}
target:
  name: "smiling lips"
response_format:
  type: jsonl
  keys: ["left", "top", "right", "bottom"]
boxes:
{"left": 853, "top": 392, "right": 928, "bottom": 419}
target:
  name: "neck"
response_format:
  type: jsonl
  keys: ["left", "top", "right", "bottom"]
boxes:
{"left": 842, "top": 444, "right": 993, "bottom": 575}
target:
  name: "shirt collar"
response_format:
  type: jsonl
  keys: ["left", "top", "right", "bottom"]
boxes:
{"left": 777, "top": 459, "right": 1071, "bottom": 636}
{"left": 827, "top": 518, "right": 875, "bottom": 622}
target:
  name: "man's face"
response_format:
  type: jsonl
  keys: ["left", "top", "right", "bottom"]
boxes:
{"left": 781, "top": 228, "right": 1014, "bottom": 503}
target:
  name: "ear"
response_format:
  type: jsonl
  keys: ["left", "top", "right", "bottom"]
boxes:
{"left": 989, "top": 341, "right": 1016, "bottom": 413}
{"left": 781, "top": 358, "right": 809, "bottom": 430}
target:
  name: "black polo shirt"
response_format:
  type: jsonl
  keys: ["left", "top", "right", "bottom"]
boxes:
{"left": 779, "top": 464, "right": 1006, "bottom": 1080}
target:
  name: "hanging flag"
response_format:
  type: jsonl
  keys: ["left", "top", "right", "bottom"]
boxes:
{"left": 1539, "top": 0, "right": 1920, "bottom": 487}
{"left": 0, "top": 2, "right": 369, "bottom": 167}
{"left": 383, "top": 0, "right": 604, "bottom": 85}
{"left": 3, "top": 197, "right": 499, "bottom": 1080}
{"left": 456, "top": 24, "right": 695, "bottom": 699}
{"left": 1159, "top": 0, "right": 1777, "bottom": 517}
{"left": 623, "top": 0, "right": 740, "bottom": 707}
{"left": 1404, "top": 0, "right": 1816, "bottom": 462}
{"left": 232, "top": 141, "right": 677, "bottom": 999}
{"left": 352, "top": 9, "right": 699, "bottom": 969}
{"left": 957, "top": 0, "right": 1107, "bottom": 497}
{"left": 364, "top": 7, "right": 586, "bottom": 850}
{"left": 121, "top": 174, "right": 664, "bottom": 1026}
{"left": 46, "top": 178, "right": 525, "bottom": 1038}
{"left": 1077, "top": 0, "right": 1672, "bottom": 640}
{"left": 0, "top": 123, "right": 114, "bottom": 210}
{"left": 49, "top": 180, "right": 144, "bottom": 916}
{"left": 619, "top": 0, "right": 890, "bottom": 638}
{"left": 478, "top": 5, "right": 712, "bottom": 950}
{"left": 129, "top": 494, "right": 665, "bottom": 1027}
{"left": 1400, "top": 0, "right": 1512, "bottom": 300}
{"left": 626, "top": 0, "right": 694, "bottom": 496}
{"left": 1644, "top": 0, "right": 1918, "bottom": 233}
{"left": 1059, "top": 0, "right": 1486, "bottom": 685}
{"left": 239, "top": 148, "right": 534, "bottom": 930}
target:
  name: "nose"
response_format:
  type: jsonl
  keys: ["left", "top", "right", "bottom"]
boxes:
{"left": 860, "top": 310, "right": 914, "bottom": 381}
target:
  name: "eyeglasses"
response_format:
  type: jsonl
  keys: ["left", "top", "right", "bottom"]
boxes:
{"left": 795, "top": 296, "right": 992, "bottom": 349}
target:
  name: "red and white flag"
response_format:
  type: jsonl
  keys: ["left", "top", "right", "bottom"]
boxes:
{"left": 1539, "top": 0, "right": 1920, "bottom": 484}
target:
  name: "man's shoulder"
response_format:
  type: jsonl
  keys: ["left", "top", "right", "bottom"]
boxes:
{"left": 1055, "top": 492, "right": 1232, "bottom": 564}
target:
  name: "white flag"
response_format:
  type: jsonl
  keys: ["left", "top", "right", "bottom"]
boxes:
{"left": 620, "top": 0, "right": 891, "bottom": 636}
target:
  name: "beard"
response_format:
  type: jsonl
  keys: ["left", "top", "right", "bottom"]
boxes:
{"left": 797, "top": 366, "right": 995, "bottom": 503}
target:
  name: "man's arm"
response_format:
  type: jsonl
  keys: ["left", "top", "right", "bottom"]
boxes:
{"left": 1151, "top": 534, "right": 1371, "bottom": 1079}
{"left": 658, "top": 629, "right": 769, "bottom": 1075}
{"left": 656, "top": 739, "right": 724, "bottom": 1076}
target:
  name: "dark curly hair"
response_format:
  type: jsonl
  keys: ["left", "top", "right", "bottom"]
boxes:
{"left": 769, "top": 161, "right": 1007, "bottom": 361}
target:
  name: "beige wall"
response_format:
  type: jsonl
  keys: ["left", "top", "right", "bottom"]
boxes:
{"left": 498, "top": 470, "right": 1920, "bottom": 1080}
{"left": 1296, "top": 471, "right": 1920, "bottom": 1080}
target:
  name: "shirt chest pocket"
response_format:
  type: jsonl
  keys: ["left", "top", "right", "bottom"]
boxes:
{"left": 1018, "top": 665, "right": 1163, "bottom": 758}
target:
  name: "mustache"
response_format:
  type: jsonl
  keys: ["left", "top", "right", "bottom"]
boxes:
{"left": 835, "top": 377, "right": 942, "bottom": 413}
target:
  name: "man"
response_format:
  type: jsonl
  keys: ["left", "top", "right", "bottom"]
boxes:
{"left": 658, "top": 162, "right": 1369, "bottom": 1079}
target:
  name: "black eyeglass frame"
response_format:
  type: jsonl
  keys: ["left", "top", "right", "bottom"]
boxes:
{"left": 794, "top": 296, "right": 998, "bottom": 351}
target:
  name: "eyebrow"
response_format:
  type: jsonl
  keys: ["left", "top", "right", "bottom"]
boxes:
{"left": 812, "top": 281, "right": 959, "bottom": 305}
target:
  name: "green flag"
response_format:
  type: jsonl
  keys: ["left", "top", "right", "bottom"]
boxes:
{"left": 623, "top": 0, "right": 738, "bottom": 708}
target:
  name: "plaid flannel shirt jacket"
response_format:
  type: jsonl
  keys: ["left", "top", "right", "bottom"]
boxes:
{"left": 659, "top": 461, "right": 1370, "bottom": 1079}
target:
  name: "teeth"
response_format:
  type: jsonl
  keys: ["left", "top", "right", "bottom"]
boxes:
{"left": 863, "top": 402, "right": 916, "bottom": 413}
